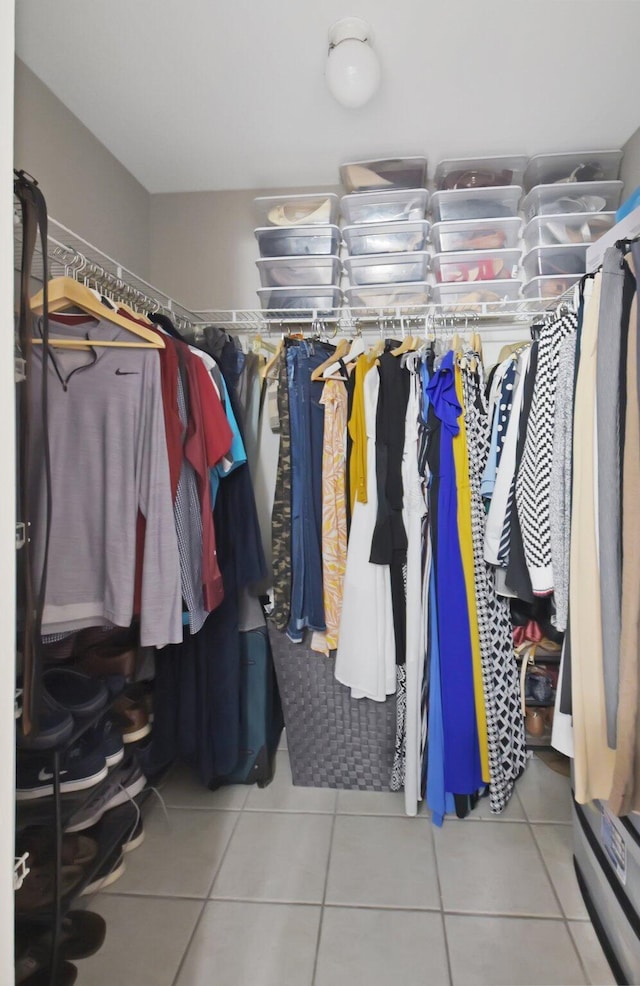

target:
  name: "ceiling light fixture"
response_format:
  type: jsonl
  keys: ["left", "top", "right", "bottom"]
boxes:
{"left": 325, "top": 17, "right": 381, "bottom": 110}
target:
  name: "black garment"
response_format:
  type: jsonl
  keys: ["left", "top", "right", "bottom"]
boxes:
{"left": 505, "top": 343, "right": 538, "bottom": 601}
{"left": 344, "top": 365, "right": 357, "bottom": 534}
{"left": 370, "top": 351, "right": 410, "bottom": 665}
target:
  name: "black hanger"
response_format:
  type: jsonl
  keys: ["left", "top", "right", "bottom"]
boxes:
{"left": 148, "top": 312, "right": 185, "bottom": 342}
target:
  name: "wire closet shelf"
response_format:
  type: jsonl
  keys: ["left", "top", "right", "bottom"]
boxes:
{"left": 14, "top": 211, "right": 574, "bottom": 337}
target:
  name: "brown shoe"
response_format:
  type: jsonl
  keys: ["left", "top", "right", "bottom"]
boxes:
{"left": 525, "top": 707, "right": 546, "bottom": 738}
{"left": 15, "top": 864, "right": 83, "bottom": 914}
{"left": 15, "top": 943, "right": 78, "bottom": 985}
{"left": 112, "top": 694, "right": 151, "bottom": 743}
{"left": 74, "top": 646, "right": 137, "bottom": 680}
{"left": 17, "top": 827, "right": 98, "bottom": 869}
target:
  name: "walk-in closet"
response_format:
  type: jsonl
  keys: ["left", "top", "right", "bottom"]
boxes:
{"left": 5, "top": 2, "right": 640, "bottom": 984}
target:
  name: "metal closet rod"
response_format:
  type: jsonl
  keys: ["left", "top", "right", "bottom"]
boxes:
{"left": 193, "top": 298, "right": 575, "bottom": 334}
{"left": 16, "top": 211, "right": 575, "bottom": 336}
{"left": 44, "top": 243, "right": 197, "bottom": 334}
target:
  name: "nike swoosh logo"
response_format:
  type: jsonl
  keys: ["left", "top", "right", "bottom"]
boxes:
{"left": 115, "top": 369, "right": 139, "bottom": 376}
{"left": 38, "top": 768, "right": 68, "bottom": 782}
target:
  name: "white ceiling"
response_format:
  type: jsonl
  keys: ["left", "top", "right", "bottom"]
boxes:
{"left": 15, "top": 0, "right": 640, "bottom": 194}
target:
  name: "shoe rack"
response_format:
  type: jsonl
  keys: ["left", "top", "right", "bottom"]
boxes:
{"left": 15, "top": 690, "right": 153, "bottom": 986}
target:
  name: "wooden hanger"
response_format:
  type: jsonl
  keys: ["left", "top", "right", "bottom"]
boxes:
{"left": 391, "top": 335, "right": 416, "bottom": 357}
{"left": 30, "top": 277, "right": 165, "bottom": 349}
{"left": 252, "top": 332, "right": 277, "bottom": 356}
{"left": 311, "top": 337, "right": 350, "bottom": 381}
{"left": 369, "top": 338, "right": 386, "bottom": 359}
{"left": 261, "top": 337, "right": 284, "bottom": 380}
{"left": 319, "top": 335, "right": 366, "bottom": 380}
{"left": 118, "top": 302, "right": 152, "bottom": 325}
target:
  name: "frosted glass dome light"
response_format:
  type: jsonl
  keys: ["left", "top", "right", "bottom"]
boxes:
{"left": 326, "top": 18, "right": 381, "bottom": 109}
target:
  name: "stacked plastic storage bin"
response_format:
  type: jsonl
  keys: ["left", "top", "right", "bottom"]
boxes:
{"left": 520, "top": 151, "right": 623, "bottom": 300}
{"left": 253, "top": 193, "right": 342, "bottom": 316}
{"left": 339, "top": 158, "right": 431, "bottom": 311}
{"left": 429, "top": 156, "right": 527, "bottom": 306}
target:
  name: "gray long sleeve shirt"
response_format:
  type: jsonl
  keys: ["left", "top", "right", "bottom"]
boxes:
{"left": 29, "top": 317, "right": 182, "bottom": 648}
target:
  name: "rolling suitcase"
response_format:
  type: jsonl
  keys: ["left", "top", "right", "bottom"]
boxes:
{"left": 213, "top": 623, "right": 283, "bottom": 788}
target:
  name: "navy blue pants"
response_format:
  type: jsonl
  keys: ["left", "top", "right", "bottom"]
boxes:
{"left": 286, "top": 341, "right": 331, "bottom": 641}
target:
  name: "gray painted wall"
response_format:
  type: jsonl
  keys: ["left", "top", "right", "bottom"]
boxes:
{"left": 622, "top": 125, "right": 640, "bottom": 197}
{"left": 149, "top": 186, "right": 341, "bottom": 311}
{"left": 13, "top": 59, "right": 151, "bottom": 278}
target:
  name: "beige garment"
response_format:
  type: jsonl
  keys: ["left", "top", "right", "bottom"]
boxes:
{"left": 570, "top": 272, "right": 616, "bottom": 804}
{"left": 610, "top": 262, "right": 640, "bottom": 815}
{"left": 315, "top": 380, "right": 348, "bottom": 654}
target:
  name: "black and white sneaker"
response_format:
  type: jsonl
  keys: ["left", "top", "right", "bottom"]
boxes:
{"left": 122, "top": 816, "right": 145, "bottom": 854}
{"left": 16, "top": 738, "right": 108, "bottom": 801}
{"left": 90, "top": 715, "right": 124, "bottom": 769}
{"left": 65, "top": 763, "right": 146, "bottom": 833}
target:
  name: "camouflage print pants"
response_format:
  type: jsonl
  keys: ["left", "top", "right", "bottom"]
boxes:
{"left": 271, "top": 349, "right": 292, "bottom": 629}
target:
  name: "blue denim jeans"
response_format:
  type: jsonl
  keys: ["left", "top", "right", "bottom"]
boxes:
{"left": 286, "top": 340, "right": 332, "bottom": 641}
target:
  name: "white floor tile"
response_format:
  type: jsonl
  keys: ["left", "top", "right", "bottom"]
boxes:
{"left": 533, "top": 823, "right": 589, "bottom": 920}
{"left": 78, "top": 894, "right": 201, "bottom": 986}
{"left": 434, "top": 820, "right": 560, "bottom": 916}
{"left": 244, "top": 751, "right": 337, "bottom": 813}
{"left": 102, "top": 806, "right": 238, "bottom": 898}
{"left": 445, "top": 914, "right": 586, "bottom": 985}
{"left": 569, "top": 921, "right": 616, "bottom": 985}
{"left": 336, "top": 788, "right": 409, "bottom": 816}
{"left": 211, "top": 810, "right": 333, "bottom": 903}
{"left": 175, "top": 901, "right": 320, "bottom": 986}
{"left": 316, "top": 907, "right": 450, "bottom": 986}
{"left": 517, "top": 758, "right": 573, "bottom": 823}
{"left": 325, "top": 814, "right": 440, "bottom": 909}
{"left": 159, "top": 764, "right": 249, "bottom": 810}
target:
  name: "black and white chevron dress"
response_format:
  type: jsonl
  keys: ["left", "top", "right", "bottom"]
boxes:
{"left": 460, "top": 355, "right": 528, "bottom": 812}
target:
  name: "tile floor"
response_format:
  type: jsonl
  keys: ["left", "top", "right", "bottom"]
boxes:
{"left": 78, "top": 741, "right": 616, "bottom": 986}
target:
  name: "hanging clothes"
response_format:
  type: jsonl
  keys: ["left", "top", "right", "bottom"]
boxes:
{"left": 336, "top": 359, "right": 396, "bottom": 702}
{"left": 28, "top": 316, "right": 183, "bottom": 648}
{"left": 569, "top": 272, "right": 616, "bottom": 804}
{"left": 610, "top": 249, "right": 640, "bottom": 814}
{"left": 453, "top": 359, "right": 490, "bottom": 785}
{"left": 459, "top": 354, "right": 527, "bottom": 811}
{"left": 516, "top": 312, "right": 578, "bottom": 596}
{"left": 317, "top": 378, "right": 348, "bottom": 653}
{"left": 427, "top": 351, "right": 483, "bottom": 795}
{"left": 402, "top": 360, "right": 428, "bottom": 815}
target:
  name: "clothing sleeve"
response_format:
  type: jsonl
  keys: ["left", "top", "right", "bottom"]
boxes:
{"left": 192, "top": 357, "right": 234, "bottom": 466}
{"left": 484, "top": 349, "right": 530, "bottom": 565}
{"left": 136, "top": 354, "right": 183, "bottom": 648}
{"left": 550, "top": 336, "right": 576, "bottom": 630}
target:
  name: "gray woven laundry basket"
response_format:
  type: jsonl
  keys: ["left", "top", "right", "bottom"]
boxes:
{"left": 268, "top": 624, "right": 397, "bottom": 791}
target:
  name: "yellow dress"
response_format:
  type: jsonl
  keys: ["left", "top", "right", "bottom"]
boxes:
{"left": 453, "top": 359, "right": 490, "bottom": 784}
{"left": 348, "top": 353, "right": 377, "bottom": 514}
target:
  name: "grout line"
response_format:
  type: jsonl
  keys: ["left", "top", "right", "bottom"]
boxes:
{"left": 170, "top": 807, "right": 244, "bottom": 986}
{"left": 428, "top": 820, "right": 454, "bottom": 986}
{"left": 310, "top": 806, "right": 338, "bottom": 986}
{"left": 525, "top": 808, "right": 591, "bottom": 984}
{"left": 441, "top": 908, "right": 578, "bottom": 922}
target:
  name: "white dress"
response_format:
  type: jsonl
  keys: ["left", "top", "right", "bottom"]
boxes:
{"left": 335, "top": 365, "right": 396, "bottom": 702}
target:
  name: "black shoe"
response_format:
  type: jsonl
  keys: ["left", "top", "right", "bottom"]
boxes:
{"left": 16, "top": 691, "right": 74, "bottom": 752}
{"left": 122, "top": 815, "right": 144, "bottom": 853}
{"left": 15, "top": 945, "right": 77, "bottom": 985}
{"left": 90, "top": 714, "right": 124, "bottom": 768}
{"left": 42, "top": 668, "right": 108, "bottom": 718}
{"left": 16, "top": 736, "right": 108, "bottom": 801}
